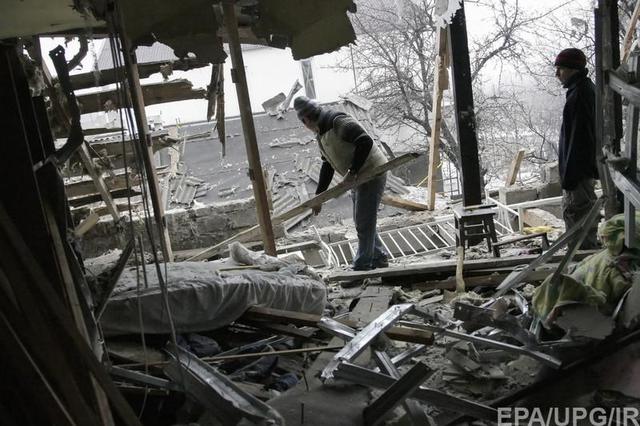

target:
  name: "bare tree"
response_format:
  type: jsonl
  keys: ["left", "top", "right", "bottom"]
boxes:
{"left": 336, "top": 0, "right": 568, "bottom": 173}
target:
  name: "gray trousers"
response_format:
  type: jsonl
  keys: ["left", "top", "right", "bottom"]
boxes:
{"left": 562, "top": 178, "right": 599, "bottom": 249}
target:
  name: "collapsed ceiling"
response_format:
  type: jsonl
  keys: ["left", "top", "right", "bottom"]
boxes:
{"left": 1, "top": 0, "right": 357, "bottom": 62}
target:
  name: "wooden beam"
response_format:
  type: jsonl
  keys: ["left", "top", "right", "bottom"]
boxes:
{"left": 596, "top": 0, "right": 624, "bottom": 219}
{"left": 505, "top": 148, "right": 525, "bottom": 187}
{"left": 412, "top": 264, "right": 556, "bottom": 291}
{"left": 0, "top": 203, "right": 143, "bottom": 425}
{"left": 223, "top": 1, "right": 276, "bottom": 255}
{"left": 70, "top": 58, "right": 209, "bottom": 90}
{"left": 381, "top": 195, "right": 428, "bottom": 211}
{"left": 117, "top": 4, "right": 173, "bottom": 262}
{"left": 186, "top": 153, "right": 419, "bottom": 261}
{"left": 216, "top": 62, "right": 226, "bottom": 157}
{"left": 426, "top": 27, "right": 449, "bottom": 210}
{"left": 75, "top": 79, "right": 206, "bottom": 114}
{"left": 206, "top": 62, "right": 220, "bottom": 121}
{"left": 621, "top": 0, "right": 640, "bottom": 64}
{"left": 624, "top": 55, "right": 640, "bottom": 248}
{"left": 68, "top": 188, "right": 140, "bottom": 208}
{"left": 242, "top": 306, "right": 434, "bottom": 345}
{"left": 74, "top": 210, "right": 100, "bottom": 237}
{"left": 78, "top": 136, "right": 120, "bottom": 223}
{"left": 65, "top": 172, "right": 140, "bottom": 199}
{"left": 44, "top": 203, "right": 116, "bottom": 426}
{"left": 448, "top": 2, "right": 482, "bottom": 207}
{"left": 326, "top": 251, "right": 599, "bottom": 283}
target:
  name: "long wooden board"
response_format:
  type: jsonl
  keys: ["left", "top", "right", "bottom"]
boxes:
{"left": 186, "top": 153, "right": 420, "bottom": 261}
{"left": 241, "top": 305, "right": 434, "bottom": 345}
{"left": 327, "top": 250, "right": 599, "bottom": 283}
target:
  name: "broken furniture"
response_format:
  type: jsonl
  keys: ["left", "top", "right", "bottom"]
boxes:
{"left": 453, "top": 204, "right": 498, "bottom": 255}
{"left": 492, "top": 231, "right": 550, "bottom": 258}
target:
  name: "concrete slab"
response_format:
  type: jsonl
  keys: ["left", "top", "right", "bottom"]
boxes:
{"left": 499, "top": 186, "right": 538, "bottom": 205}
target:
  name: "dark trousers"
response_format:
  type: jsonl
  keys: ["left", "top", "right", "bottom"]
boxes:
{"left": 562, "top": 178, "right": 599, "bottom": 249}
{"left": 351, "top": 173, "right": 388, "bottom": 270}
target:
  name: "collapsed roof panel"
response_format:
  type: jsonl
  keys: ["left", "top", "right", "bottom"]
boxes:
{"left": 0, "top": 0, "right": 101, "bottom": 39}
{"left": 116, "top": 0, "right": 227, "bottom": 64}
{"left": 256, "top": 0, "right": 356, "bottom": 59}
{"left": 102, "top": 0, "right": 356, "bottom": 63}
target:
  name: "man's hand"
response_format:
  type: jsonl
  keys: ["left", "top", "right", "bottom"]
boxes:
{"left": 312, "top": 205, "right": 322, "bottom": 216}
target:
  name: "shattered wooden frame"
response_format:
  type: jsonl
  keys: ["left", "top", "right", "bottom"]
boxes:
{"left": 597, "top": 0, "right": 640, "bottom": 248}
{"left": 596, "top": 11, "right": 640, "bottom": 247}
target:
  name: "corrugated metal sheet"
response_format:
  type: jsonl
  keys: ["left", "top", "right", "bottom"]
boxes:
{"left": 96, "top": 42, "right": 177, "bottom": 71}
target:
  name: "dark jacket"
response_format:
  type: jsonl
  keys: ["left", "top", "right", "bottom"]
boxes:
{"left": 315, "top": 108, "right": 373, "bottom": 194}
{"left": 558, "top": 69, "right": 599, "bottom": 190}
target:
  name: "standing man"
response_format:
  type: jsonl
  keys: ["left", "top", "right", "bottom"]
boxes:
{"left": 555, "top": 48, "right": 600, "bottom": 248}
{"left": 294, "top": 96, "right": 389, "bottom": 270}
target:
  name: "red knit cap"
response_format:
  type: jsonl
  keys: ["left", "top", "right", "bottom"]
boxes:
{"left": 554, "top": 48, "right": 587, "bottom": 70}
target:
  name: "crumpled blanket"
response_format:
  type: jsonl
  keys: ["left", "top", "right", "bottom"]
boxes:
{"left": 532, "top": 213, "right": 640, "bottom": 325}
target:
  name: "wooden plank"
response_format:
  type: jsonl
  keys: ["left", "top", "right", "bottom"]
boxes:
{"left": 624, "top": 55, "right": 640, "bottom": 248}
{"left": 206, "top": 62, "right": 220, "bottom": 121}
{"left": 117, "top": 6, "right": 173, "bottom": 262}
{"left": 427, "top": 27, "right": 448, "bottom": 210}
{"left": 66, "top": 172, "right": 141, "bottom": 199}
{"left": 224, "top": 1, "right": 276, "bottom": 256}
{"left": 75, "top": 79, "right": 206, "bottom": 114}
{"left": 411, "top": 266, "right": 556, "bottom": 291}
{"left": 44, "top": 203, "right": 116, "bottom": 426}
{"left": 327, "top": 251, "right": 599, "bottom": 283}
{"left": 0, "top": 203, "right": 142, "bottom": 425}
{"left": 70, "top": 58, "right": 209, "bottom": 90}
{"left": 505, "top": 148, "right": 525, "bottom": 187}
{"left": 78, "top": 131, "right": 120, "bottom": 223}
{"left": 381, "top": 194, "right": 429, "bottom": 211}
{"left": 74, "top": 210, "right": 100, "bottom": 237}
{"left": 622, "top": 0, "right": 640, "bottom": 64}
{"left": 241, "top": 305, "right": 434, "bottom": 345}
{"left": 216, "top": 62, "right": 226, "bottom": 157}
{"left": 268, "top": 287, "right": 407, "bottom": 425}
{"left": 186, "top": 153, "right": 420, "bottom": 261}
{"left": 449, "top": 3, "right": 482, "bottom": 207}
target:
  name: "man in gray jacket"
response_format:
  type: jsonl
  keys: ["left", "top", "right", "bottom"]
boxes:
{"left": 294, "top": 96, "right": 389, "bottom": 270}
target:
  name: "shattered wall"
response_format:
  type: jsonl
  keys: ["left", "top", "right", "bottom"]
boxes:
{"left": 80, "top": 197, "right": 261, "bottom": 258}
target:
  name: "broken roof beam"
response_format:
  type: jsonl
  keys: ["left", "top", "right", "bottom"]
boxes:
{"left": 363, "top": 362, "right": 433, "bottom": 426}
{"left": 321, "top": 304, "right": 415, "bottom": 381}
{"left": 241, "top": 305, "right": 434, "bottom": 345}
{"left": 381, "top": 195, "right": 429, "bottom": 211}
{"left": 327, "top": 250, "right": 599, "bottom": 284}
{"left": 164, "top": 345, "right": 284, "bottom": 425}
{"left": 70, "top": 58, "right": 209, "bottom": 90}
{"left": 65, "top": 172, "right": 140, "bottom": 199}
{"left": 75, "top": 79, "right": 206, "bottom": 114}
{"left": 116, "top": 2, "right": 173, "bottom": 262}
{"left": 335, "top": 362, "right": 497, "bottom": 421}
{"left": 449, "top": 2, "right": 482, "bottom": 207}
{"left": 223, "top": 0, "right": 277, "bottom": 256}
{"left": 186, "top": 153, "right": 420, "bottom": 261}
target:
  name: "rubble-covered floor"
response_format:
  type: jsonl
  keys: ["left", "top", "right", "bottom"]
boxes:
{"left": 85, "top": 200, "right": 640, "bottom": 425}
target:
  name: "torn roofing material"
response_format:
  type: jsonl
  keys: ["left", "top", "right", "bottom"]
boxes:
{"left": 0, "top": 0, "right": 101, "bottom": 39}
{"left": 101, "top": 0, "right": 357, "bottom": 63}
{"left": 4, "top": 1, "right": 357, "bottom": 63}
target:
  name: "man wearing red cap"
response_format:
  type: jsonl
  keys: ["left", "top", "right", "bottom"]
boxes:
{"left": 555, "top": 47, "right": 599, "bottom": 248}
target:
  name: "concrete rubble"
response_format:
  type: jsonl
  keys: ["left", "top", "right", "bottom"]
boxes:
{"left": 84, "top": 167, "right": 640, "bottom": 425}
